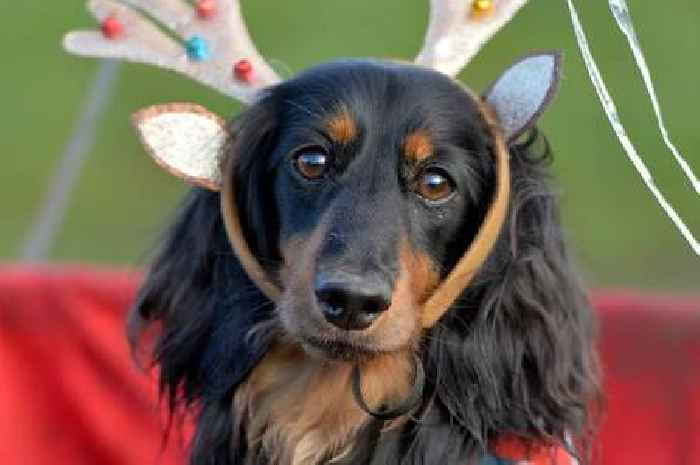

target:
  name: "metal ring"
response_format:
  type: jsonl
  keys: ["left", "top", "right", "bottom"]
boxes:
{"left": 351, "top": 354, "right": 425, "bottom": 421}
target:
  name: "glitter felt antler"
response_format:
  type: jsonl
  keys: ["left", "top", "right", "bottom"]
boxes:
{"left": 64, "top": 0, "right": 532, "bottom": 104}
{"left": 415, "top": 0, "right": 529, "bottom": 77}
{"left": 64, "top": 0, "right": 281, "bottom": 104}
{"left": 62, "top": 0, "right": 536, "bottom": 192}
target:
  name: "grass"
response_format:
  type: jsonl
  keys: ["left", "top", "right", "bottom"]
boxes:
{"left": 1, "top": 0, "right": 698, "bottom": 290}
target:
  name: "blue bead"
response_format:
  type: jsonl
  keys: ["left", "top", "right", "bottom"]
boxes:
{"left": 185, "top": 36, "right": 210, "bottom": 61}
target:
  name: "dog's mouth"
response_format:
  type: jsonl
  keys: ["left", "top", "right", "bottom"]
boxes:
{"left": 283, "top": 302, "right": 420, "bottom": 362}
{"left": 277, "top": 289, "right": 418, "bottom": 362}
{"left": 299, "top": 333, "right": 382, "bottom": 362}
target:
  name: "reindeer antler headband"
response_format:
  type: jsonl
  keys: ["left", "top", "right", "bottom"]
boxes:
{"left": 64, "top": 0, "right": 698, "bottom": 328}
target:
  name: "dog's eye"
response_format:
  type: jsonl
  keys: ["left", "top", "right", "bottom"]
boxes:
{"left": 295, "top": 148, "right": 329, "bottom": 180}
{"left": 416, "top": 169, "right": 454, "bottom": 203}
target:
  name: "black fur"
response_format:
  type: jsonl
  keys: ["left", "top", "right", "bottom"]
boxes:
{"left": 130, "top": 60, "right": 601, "bottom": 465}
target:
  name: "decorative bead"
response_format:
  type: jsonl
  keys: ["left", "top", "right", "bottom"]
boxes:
{"left": 101, "top": 15, "right": 124, "bottom": 39}
{"left": 195, "top": 0, "right": 217, "bottom": 19}
{"left": 234, "top": 59, "right": 254, "bottom": 82}
{"left": 471, "top": 0, "right": 494, "bottom": 18}
{"left": 185, "top": 36, "right": 210, "bottom": 61}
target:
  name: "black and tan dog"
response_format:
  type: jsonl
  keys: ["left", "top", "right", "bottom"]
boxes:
{"left": 129, "top": 57, "right": 601, "bottom": 465}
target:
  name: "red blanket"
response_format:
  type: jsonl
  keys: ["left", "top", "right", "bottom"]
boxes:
{"left": 0, "top": 265, "right": 698, "bottom": 465}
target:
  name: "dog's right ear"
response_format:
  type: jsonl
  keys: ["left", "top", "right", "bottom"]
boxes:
{"left": 483, "top": 52, "right": 562, "bottom": 143}
{"left": 132, "top": 103, "right": 227, "bottom": 191}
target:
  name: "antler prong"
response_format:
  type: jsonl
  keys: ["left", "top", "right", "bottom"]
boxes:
{"left": 65, "top": 1, "right": 184, "bottom": 70}
{"left": 64, "top": 0, "right": 281, "bottom": 104}
{"left": 415, "top": 0, "right": 530, "bottom": 77}
{"left": 119, "top": 0, "right": 195, "bottom": 32}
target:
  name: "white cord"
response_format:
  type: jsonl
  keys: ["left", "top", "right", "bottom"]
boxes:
{"left": 566, "top": 0, "right": 699, "bottom": 256}
{"left": 609, "top": 0, "right": 700, "bottom": 195}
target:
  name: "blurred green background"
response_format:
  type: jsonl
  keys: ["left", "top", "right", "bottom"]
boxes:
{"left": 0, "top": 0, "right": 698, "bottom": 290}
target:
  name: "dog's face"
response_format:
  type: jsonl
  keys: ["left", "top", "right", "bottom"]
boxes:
{"left": 234, "top": 61, "right": 494, "bottom": 361}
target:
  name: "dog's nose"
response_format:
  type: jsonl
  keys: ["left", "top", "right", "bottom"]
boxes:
{"left": 314, "top": 272, "right": 392, "bottom": 331}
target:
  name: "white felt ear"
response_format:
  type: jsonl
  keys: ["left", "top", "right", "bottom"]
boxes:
{"left": 132, "top": 103, "right": 227, "bottom": 191}
{"left": 483, "top": 52, "right": 562, "bottom": 142}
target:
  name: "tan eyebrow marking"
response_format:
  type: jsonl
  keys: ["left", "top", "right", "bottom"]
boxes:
{"left": 326, "top": 109, "right": 358, "bottom": 145}
{"left": 403, "top": 130, "right": 434, "bottom": 163}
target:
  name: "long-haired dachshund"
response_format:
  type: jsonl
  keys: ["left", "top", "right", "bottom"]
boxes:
{"left": 129, "top": 59, "right": 601, "bottom": 465}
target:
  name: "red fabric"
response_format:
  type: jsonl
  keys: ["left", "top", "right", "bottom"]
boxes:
{"left": 0, "top": 265, "right": 698, "bottom": 465}
{"left": 0, "top": 266, "right": 187, "bottom": 465}
{"left": 491, "top": 435, "right": 574, "bottom": 464}
{"left": 595, "top": 291, "right": 700, "bottom": 465}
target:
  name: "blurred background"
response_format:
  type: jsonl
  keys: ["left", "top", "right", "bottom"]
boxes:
{"left": 0, "top": 0, "right": 698, "bottom": 289}
{"left": 0, "top": 2, "right": 698, "bottom": 465}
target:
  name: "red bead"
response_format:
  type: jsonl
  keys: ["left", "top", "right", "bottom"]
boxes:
{"left": 234, "top": 59, "right": 254, "bottom": 82}
{"left": 101, "top": 15, "right": 124, "bottom": 40}
{"left": 195, "top": 0, "right": 217, "bottom": 19}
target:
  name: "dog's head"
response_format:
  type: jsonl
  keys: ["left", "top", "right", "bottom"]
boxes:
{"left": 231, "top": 60, "right": 497, "bottom": 360}
{"left": 130, "top": 58, "right": 600, "bottom": 464}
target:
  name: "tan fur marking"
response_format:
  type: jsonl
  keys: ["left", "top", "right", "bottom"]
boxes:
{"left": 326, "top": 110, "right": 358, "bottom": 145}
{"left": 403, "top": 130, "right": 434, "bottom": 163}
{"left": 236, "top": 343, "right": 415, "bottom": 465}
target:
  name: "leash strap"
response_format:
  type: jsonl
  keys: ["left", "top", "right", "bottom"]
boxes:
{"left": 221, "top": 153, "right": 283, "bottom": 301}
{"left": 420, "top": 111, "right": 511, "bottom": 328}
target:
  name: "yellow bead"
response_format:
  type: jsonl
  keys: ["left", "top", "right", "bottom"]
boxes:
{"left": 474, "top": 0, "right": 493, "bottom": 11}
{"left": 472, "top": 0, "right": 494, "bottom": 18}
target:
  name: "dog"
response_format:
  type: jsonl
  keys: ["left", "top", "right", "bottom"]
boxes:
{"left": 129, "top": 59, "right": 601, "bottom": 465}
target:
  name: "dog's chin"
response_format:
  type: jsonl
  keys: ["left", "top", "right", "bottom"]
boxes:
{"left": 299, "top": 334, "right": 383, "bottom": 362}
{"left": 281, "top": 317, "right": 410, "bottom": 362}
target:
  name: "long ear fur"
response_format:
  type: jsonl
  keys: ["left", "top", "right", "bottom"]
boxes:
{"left": 422, "top": 129, "right": 601, "bottom": 463}
{"left": 128, "top": 96, "right": 282, "bottom": 465}
{"left": 229, "top": 94, "right": 282, "bottom": 266}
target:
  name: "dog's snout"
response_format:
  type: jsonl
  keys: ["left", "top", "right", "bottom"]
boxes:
{"left": 314, "top": 272, "right": 391, "bottom": 331}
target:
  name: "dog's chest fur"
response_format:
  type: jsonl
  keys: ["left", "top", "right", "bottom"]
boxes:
{"left": 234, "top": 343, "right": 414, "bottom": 465}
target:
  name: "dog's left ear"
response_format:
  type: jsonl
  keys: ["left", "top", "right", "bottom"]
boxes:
{"left": 483, "top": 52, "right": 562, "bottom": 143}
{"left": 132, "top": 103, "right": 227, "bottom": 191}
